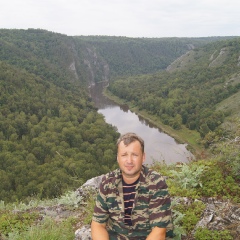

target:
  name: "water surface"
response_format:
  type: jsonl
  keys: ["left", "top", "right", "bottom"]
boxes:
{"left": 90, "top": 82, "right": 193, "bottom": 165}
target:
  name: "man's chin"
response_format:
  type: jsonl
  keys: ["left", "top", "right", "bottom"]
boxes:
{"left": 122, "top": 168, "right": 140, "bottom": 177}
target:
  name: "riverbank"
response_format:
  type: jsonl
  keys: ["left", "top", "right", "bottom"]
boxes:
{"left": 103, "top": 88, "right": 206, "bottom": 158}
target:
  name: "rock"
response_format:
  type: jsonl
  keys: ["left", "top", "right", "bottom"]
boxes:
{"left": 75, "top": 175, "right": 104, "bottom": 200}
{"left": 74, "top": 175, "right": 104, "bottom": 240}
{"left": 82, "top": 175, "right": 104, "bottom": 189}
{"left": 194, "top": 198, "right": 240, "bottom": 239}
{"left": 195, "top": 203, "right": 215, "bottom": 229}
{"left": 75, "top": 225, "right": 91, "bottom": 240}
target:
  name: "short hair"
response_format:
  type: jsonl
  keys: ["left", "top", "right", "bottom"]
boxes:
{"left": 117, "top": 132, "right": 144, "bottom": 153}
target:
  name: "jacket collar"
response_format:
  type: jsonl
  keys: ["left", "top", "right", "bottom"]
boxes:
{"left": 113, "top": 165, "right": 148, "bottom": 189}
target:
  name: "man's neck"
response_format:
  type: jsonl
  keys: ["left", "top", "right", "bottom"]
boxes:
{"left": 122, "top": 173, "right": 140, "bottom": 184}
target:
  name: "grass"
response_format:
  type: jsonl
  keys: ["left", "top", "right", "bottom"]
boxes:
{"left": 216, "top": 91, "right": 240, "bottom": 118}
{"left": 6, "top": 217, "right": 75, "bottom": 240}
{"left": 0, "top": 191, "right": 84, "bottom": 239}
{"left": 0, "top": 190, "right": 82, "bottom": 211}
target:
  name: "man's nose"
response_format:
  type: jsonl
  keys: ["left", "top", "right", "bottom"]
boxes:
{"left": 126, "top": 155, "right": 133, "bottom": 163}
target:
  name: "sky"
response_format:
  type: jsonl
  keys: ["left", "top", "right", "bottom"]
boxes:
{"left": 0, "top": 0, "right": 239, "bottom": 38}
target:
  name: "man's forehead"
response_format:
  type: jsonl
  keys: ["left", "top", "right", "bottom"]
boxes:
{"left": 118, "top": 141, "right": 142, "bottom": 151}
{"left": 119, "top": 140, "right": 140, "bottom": 147}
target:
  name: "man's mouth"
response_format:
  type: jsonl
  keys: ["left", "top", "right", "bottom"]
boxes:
{"left": 125, "top": 165, "right": 134, "bottom": 170}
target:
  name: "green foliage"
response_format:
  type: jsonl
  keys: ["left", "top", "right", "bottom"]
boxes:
{"left": 152, "top": 149, "right": 239, "bottom": 238}
{"left": 0, "top": 31, "right": 120, "bottom": 203}
{"left": 57, "top": 191, "right": 83, "bottom": 209}
{"left": 198, "top": 160, "right": 240, "bottom": 202}
{"left": 0, "top": 210, "right": 40, "bottom": 237}
{"left": 0, "top": 190, "right": 84, "bottom": 215}
{"left": 1, "top": 29, "right": 239, "bottom": 204}
{"left": 1, "top": 29, "right": 239, "bottom": 239}
{"left": 173, "top": 201, "right": 206, "bottom": 236}
{"left": 81, "top": 188, "right": 98, "bottom": 225}
{"left": 6, "top": 217, "right": 75, "bottom": 240}
{"left": 211, "top": 118, "right": 240, "bottom": 181}
{"left": 171, "top": 200, "right": 186, "bottom": 239}
{"left": 155, "top": 158, "right": 240, "bottom": 202}
{"left": 195, "top": 228, "right": 233, "bottom": 240}
{"left": 76, "top": 36, "right": 222, "bottom": 78}
{"left": 169, "top": 163, "right": 206, "bottom": 189}
{"left": 107, "top": 38, "right": 240, "bottom": 140}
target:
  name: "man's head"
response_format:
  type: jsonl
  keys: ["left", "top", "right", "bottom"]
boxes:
{"left": 117, "top": 133, "right": 145, "bottom": 183}
{"left": 117, "top": 132, "right": 145, "bottom": 153}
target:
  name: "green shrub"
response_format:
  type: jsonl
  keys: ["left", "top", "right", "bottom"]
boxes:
{"left": 82, "top": 190, "right": 98, "bottom": 225}
{"left": 199, "top": 159, "right": 240, "bottom": 202}
{"left": 171, "top": 199, "right": 186, "bottom": 240}
{"left": 0, "top": 210, "right": 40, "bottom": 237}
{"left": 168, "top": 181, "right": 200, "bottom": 198}
{"left": 7, "top": 217, "right": 75, "bottom": 240}
{"left": 57, "top": 190, "right": 83, "bottom": 208}
{"left": 211, "top": 118, "right": 240, "bottom": 181}
{"left": 169, "top": 163, "right": 206, "bottom": 189}
{"left": 173, "top": 201, "right": 206, "bottom": 236}
{"left": 195, "top": 228, "right": 233, "bottom": 240}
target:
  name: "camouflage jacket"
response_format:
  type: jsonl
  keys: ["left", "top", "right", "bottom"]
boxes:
{"left": 92, "top": 165, "right": 174, "bottom": 239}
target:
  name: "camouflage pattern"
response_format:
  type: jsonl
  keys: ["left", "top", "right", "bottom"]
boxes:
{"left": 92, "top": 165, "right": 174, "bottom": 239}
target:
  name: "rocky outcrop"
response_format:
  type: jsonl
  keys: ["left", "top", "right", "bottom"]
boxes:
{"left": 75, "top": 226, "right": 91, "bottom": 240}
{"left": 166, "top": 51, "right": 194, "bottom": 72}
{"left": 75, "top": 174, "right": 103, "bottom": 199}
{"left": 74, "top": 175, "right": 104, "bottom": 240}
{"left": 74, "top": 176, "right": 240, "bottom": 240}
{"left": 209, "top": 47, "right": 229, "bottom": 67}
{"left": 69, "top": 61, "right": 78, "bottom": 79}
{"left": 194, "top": 198, "right": 240, "bottom": 239}
{"left": 83, "top": 47, "right": 110, "bottom": 84}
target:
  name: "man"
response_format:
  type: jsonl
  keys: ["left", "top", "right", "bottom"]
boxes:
{"left": 91, "top": 132, "right": 173, "bottom": 239}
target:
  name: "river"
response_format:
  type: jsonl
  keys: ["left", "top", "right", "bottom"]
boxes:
{"left": 90, "top": 82, "right": 194, "bottom": 165}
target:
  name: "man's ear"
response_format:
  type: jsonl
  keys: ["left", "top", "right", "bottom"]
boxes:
{"left": 143, "top": 152, "right": 146, "bottom": 163}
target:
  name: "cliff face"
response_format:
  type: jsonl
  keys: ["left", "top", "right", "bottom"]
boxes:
{"left": 81, "top": 46, "right": 110, "bottom": 84}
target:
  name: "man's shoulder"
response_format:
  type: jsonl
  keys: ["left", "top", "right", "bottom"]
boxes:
{"left": 143, "top": 165, "right": 165, "bottom": 181}
{"left": 101, "top": 168, "right": 121, "bottom": 185}
{"left": 142, "top": 165, "right": 167, "bottom": 189}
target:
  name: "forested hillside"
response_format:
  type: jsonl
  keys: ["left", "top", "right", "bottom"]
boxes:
{"left": 75, "top": 35, "right": 234, "bottom": 78}
{"left": 0, "top": 29, "right": 121, "bottom": 202}
{"left": 108, "top": 37, "right": 240, "bottom": 147}
{"left": 0, "top": 29, "right": 238, "bottom": 203}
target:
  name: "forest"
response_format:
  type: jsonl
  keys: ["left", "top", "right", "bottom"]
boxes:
{"left": 75, "top": 35, "right": 234, "bottom": 78}
{"left": 0, "top": 29, "right": 239, "bottom": 203}
{"left": 0, "top": 29, "right": 121, "bottom": 202}
{"left": 108, "top": 38, "right": 240, "bottom": 147}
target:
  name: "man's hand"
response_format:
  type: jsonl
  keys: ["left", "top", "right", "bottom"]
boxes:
{"left": 91, "top": 220, "right": 109, "bottom": 240}
{"left": 146, "top": 226, "right": 166, "bottom": 240}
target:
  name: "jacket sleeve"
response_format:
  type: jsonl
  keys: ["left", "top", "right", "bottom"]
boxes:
{"left": 92, "top": 177, "right": 109, "bottom": 224}
{"left": 148, "top": 174, "right": 173, "bottom": 231}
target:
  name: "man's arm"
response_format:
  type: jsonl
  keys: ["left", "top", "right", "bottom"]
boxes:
{"left": 148, "top": 173, "right": 173, "bottom": 239}
{"left": 146, "top": 226, "right": 166, "bottom": 240}
{"left": 91, "top": 220, "right": 109, "bottom": 240}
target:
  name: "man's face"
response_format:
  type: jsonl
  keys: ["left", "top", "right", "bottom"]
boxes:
{"left": 117, "top": 140, "right": 145, "bottom": 183}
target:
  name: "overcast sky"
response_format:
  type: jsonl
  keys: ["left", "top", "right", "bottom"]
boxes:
{"left": 0, "top": 0, "right": 239, "bottom": 38}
